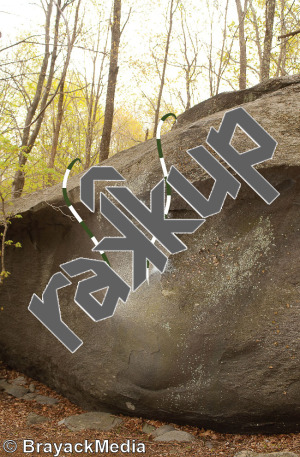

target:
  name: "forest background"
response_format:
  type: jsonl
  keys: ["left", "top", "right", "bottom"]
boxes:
{"left": 0, "top": 0, "right": 299, "bottom": 279}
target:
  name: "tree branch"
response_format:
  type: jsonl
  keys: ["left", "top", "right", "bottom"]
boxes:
{"left": 278, "top": 28, "right": 300, "bottom": 39}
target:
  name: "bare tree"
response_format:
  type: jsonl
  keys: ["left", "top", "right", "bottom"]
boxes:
{"left": 98, "top": 0, "right": 121, "bottom": 163}
{"left": 235, "top": 0, "right": 248, "bottom": 89}
{"left": 83, "top": 22, "right": 109, "bottom": 169}
{"left": 178, "top": 6, "right": 201, "bottom": 110}
{"left": 47, "top": 75, "right": 66, "bottom": 182}
{"left": 48, "top": 0, "right": 82, "bottom": 177}
{"left": 276, "top": 0, "right": 287, "bottom": 76}
{"left": 206, "top": 0, "right": 231, "bottom": 96}
{"left": 216, "top": 0, "right": 230, "bottom": 94}
{"left": 152, "top": 0, "right": 179, "bottom": 137}
{"left": 248, "top": 0, "right": 263, "bottom": 71}
{"left": 261, "top": 0, "right": 276, "bottom": 81}
{"left": 11, "top": 0, "right": 79, "bottom": 198}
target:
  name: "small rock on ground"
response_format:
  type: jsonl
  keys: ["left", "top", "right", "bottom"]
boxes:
{"left": 142, "top": 423, "right": 156, "bottom": 434}
{"left": 22, "top": 393, "right": 37, "bottom": 401}
{"left": 6, "top": 385, "right": 29, "bottom": 398}
{"left": 0, "top": 379, "right": 9, "bottom": 390}
{"left": 34, "top": 394, "right": 58, "bottom": 405}
{"left": 0, "top": 382, "right": 29, "bottom": 398}
{"left": 22, "top": 393, "right": 58, "bottom": 405}
{"left": 11, "top": 376, "right": 26, "bottom": 386}
{"left": 153, "top": 430, "right": 195, "bottom": 442}
{"left": 152, "top": 424, "right": 176, "bottom": 437}
{"left": 26, "top": 412, "right": 49, "bottom": 425}
{"left": 60, "top": 412, "right": 123, "bottom": 432}
{"left": 205, "top": 440, "right": 216, "bottom": 449}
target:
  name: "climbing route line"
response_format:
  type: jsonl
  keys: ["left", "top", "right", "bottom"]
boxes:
{"left": 147, "top": 112, "right": 177, "bottom": 280}
{"left": 63, "top": 112, "right": 176, "bottom": 278}
{"left": 62, "top": 158, "right": 110, "bottom": 266}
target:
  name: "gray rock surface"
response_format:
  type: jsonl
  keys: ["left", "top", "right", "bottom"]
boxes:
{"left": 174, "top": 74, "right": 300, "bottom": 128}
{"left": 152, "top": 424, "right": 176, "bottom": 437}
{"left": 26, "top": 412, "right": 49, "bottom": 425}
{"left": 21, "top": 392, "right": 58, "bottom": 404}
{"left": 153, "top": 430, "right": 195, "bottom": 442}
{"left": 0, "top": 75, "right": 300, "bottom": 433}
{"left": 22, "top": 393, "right": 37, "bottom": 401}
{"left": 0, "top": 380, "right": 29, "bottom": 398}
{"left": 205, "top": 440, "right": 216, "bottom": 450}
{"left": 142, "top": 423, "right": 156, "bottom": 434}
{"left": 11, "top": 376, "right": 26, "bottom": 386}
{"left": 4, "top": 384, "right": 29, "bottom": 398}
{"left": 0, "top": 379, "right": 9, "bottom": 390}
{"left": 34, "top": 394, "right": 58, "bottom": 405}
{"left": 60, "top": 412, "right": 123, "bottom": 431}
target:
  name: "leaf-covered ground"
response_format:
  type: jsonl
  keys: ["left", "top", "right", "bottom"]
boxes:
{"left": 0, "top": 361, "right": 299, "bottom": 457}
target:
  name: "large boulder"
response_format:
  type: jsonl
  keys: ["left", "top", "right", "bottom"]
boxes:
{"left": 0, "top": 76, "right": 299, "bottom": 433}
{"left": 174, "top": 74, "right": 300, "bottom": 127}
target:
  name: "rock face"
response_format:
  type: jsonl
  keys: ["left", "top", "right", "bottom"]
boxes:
{"left": 174, "top": 74, "right": 300, "bottom": 128}
{"left": 0, "top": 75, "right": 300, "bottom": 433}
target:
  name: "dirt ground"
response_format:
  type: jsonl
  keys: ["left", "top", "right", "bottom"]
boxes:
{"left": 0, "top": 361, "right": 299, "bottom": 457}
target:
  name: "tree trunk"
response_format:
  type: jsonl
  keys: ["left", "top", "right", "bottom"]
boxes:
{"left": 144, "top": 128, "right": 149, "bottom": 142}
{"left": 48, "top": 77, "right": 65, "bottom": 178}
{"left": 153, "top": 0, "right": 178, "bottom": 137}
{"left": 185, "top": 70, "right": 191, "bottom": 110}
{"left": 47, "top": 0, "right": 81, "bottom": 178}
{"left": 99, "top": 0, "right": 121, "bottom": 163}
{"left": 215, "top": 0, "right": 230, "bottom": 94}
{"left": 276, "top": 0, "right": 287, "bottom": 77}
{"left": 179, "top": 6, "right": 197, "bottom": 111}
{"left": 249, "top": 0, "right": 262, "bottom": 71}
{"left": 260, "top": 0, "right": 276, "bottom": 81}
{"left": 84, "top": 23, "right": 109, "bottom": 169}
{"left": 208, "top": 23, "right": 214, "bottom": 97}
{"left": 235, "top": 0, "right": 248, "bottom": 90}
